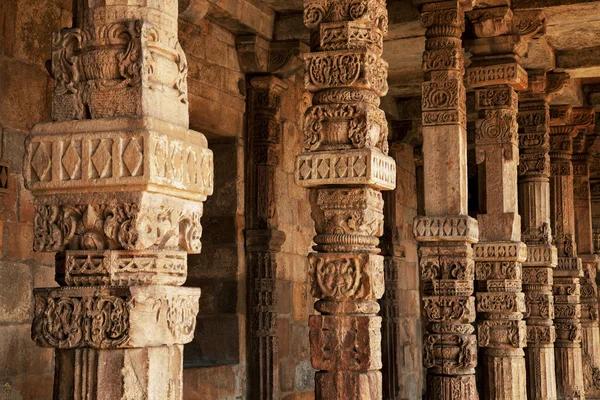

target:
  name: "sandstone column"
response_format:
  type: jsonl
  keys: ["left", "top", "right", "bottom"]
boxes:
{"left": 380, "top": 140, "right": 422, "bottom": 400}
{"left": 413, "top": 2, "right": 479, "bottom": 398}
{"left": 549, "top": 105, "right": 585, "bottom": 399}
{"left": 518, "top": 71, "right": 568, "bottom": 400}
{"left": 571, "top": 108, "right": 600, "bottom": 397}
{"left": 236, "top": 35, "right": 306, "bottom": 400}
{"left": 464, "top": 6, "right": 544, "bottom": 398}
{"left": 296, "top": 0, "right": 396, "bottom": 398}
{"left": 23, "top": 1, "right": 213, "bottom": 398}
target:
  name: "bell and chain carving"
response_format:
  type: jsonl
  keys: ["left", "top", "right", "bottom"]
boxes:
{"left": 296, "top": 0, "right": 395, "bottom": 398}
{"left": 24, "top": 1, "right": 212, "bottom": 398}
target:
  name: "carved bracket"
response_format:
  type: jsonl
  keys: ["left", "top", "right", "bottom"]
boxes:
{"left": 236, "top": 35, "right": 309, "bottom": 79}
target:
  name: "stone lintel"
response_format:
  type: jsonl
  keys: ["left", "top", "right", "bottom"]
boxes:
{"left": 32, "top": 285, "right": 201, "bottom": 349}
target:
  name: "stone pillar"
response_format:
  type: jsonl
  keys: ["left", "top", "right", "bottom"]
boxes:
{"left": 296, "top": 0, "right": 396, "bottom": 398}
{"left": 517, "top": 71, "right": 568, "bottom": 400}
{"left": 380, "top": 141, "right": 422, "bottom": 400}
{"left": 464, "top": 6, "right": 545, "bottom": 398}
{"left": 23, "top": 1, "right": 212, "bottom": 398}
{"left": 236, "top": 36, "right": 306, "bottom": 400}
{"left": 549, "top": 105, "right": 585, "bottom": 399}
{"left": 413, "top": 2, "right": 479, "bottom": 399}
{"left": 571, "top": 108, "right": 600, "bottom": 397}
{"left": 245, "top": 76, "right": 287, "bottom": 400}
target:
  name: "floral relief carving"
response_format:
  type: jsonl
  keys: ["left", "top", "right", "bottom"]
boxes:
{"left": 33, "top": 202, "right": 204, "bottom": 253}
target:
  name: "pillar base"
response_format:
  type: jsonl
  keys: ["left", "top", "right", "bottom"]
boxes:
{"left": 54, "top": 345, "right": 184, "bottom": 400}
{"left": 426, "top": 374, "right": 478, "bottom": 400}
{"left": 480, "top": 349, "right": 527, "bottom": 400}
{"left": 555, "top": 344, "right": 585, "bottom": 399}
{"left": 526, "top": 344, "right": 558, "bottom": 400}
{"left": 315, "top": 371, "right": 382, "bottom": 400}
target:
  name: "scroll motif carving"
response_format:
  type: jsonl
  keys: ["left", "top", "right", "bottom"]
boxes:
{"left": 33, "top": 201, "right": 203, "bottom": 253}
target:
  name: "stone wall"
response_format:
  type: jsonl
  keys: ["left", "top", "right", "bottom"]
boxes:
{"left": 0, "top": 0, "right": 70, "bottom": 398}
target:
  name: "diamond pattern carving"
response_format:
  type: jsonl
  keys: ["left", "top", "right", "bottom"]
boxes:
{"left": 91, "top": 140, "right": 112, "bottom": 178}
{"left": 31, "top": 144, "right": 51, "bottom": 181}
{"left": 353, "top": 157, "right": 367, "bottom": 177}
{"left": 62, "top": 142, "right": 81, "bottom": 180}
{"left": 123, "top": 138, "right": 143, "bottom": 176}
{"left": 317, "top": 159, "right": 330, "bottom": 178}
{"left": 299, "top": 160, "right": 311, "bottom": 179}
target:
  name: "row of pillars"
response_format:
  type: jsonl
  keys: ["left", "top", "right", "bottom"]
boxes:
{"left": 20, "top": 0, "right": 600, "bottom": 399}
{"left": 411, "top": 1, "right": 600, "bottom": 400}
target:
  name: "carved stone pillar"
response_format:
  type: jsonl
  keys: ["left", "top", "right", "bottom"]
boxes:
{"left": 23, "top": 1, "right": 212, "bottom": 398}
{"left": 517, "top": 71, "right": 567, "bottom": 400}
{"left": 296, "top": 0, "right": 396, "bottom": 398}
{"left": 240, "top": 40, "right": 308, "bottom": 400}
{"left": 413, "top": 2, "right": 479, "bottom": 399}
{"left": 236, "top": 36, "right": 306, "bottom": 399}
{"left": 549, "top": 105, "right": 585, "bottom": 399}
{"left": 246, "top": 76, "right": 287, "bottom": 400}
{"left": 571, "top": 108, "right": 600, "bottom": 397}
{"left": 464, "top": 6, "right": 545, "bottom": 399}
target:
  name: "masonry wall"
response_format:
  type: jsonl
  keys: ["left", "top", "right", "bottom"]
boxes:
{"left": 0, "top": 0, "right": 71, "bottom": 398}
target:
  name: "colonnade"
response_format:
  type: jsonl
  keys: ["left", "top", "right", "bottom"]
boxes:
{"left": 20, "top": 0, "right": 600, "bottom": 399}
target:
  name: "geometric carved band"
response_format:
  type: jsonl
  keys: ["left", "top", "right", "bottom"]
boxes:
{"left": 57, "top": 250, "right": 187, "bottom": 286}
{"left": 414, "top": 215, "right": 479, "bottom": 243}
{"left": 296, "top": 148, "right": 396, "bottom": 190}
{"left": 32, "top": 285, "right": 200, "bottom": 349}
{"left": 25, "top": 117, "right": 213, "bottom": 200}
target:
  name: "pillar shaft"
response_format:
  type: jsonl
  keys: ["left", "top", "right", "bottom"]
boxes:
{"left": 414, "top": 2, "right": 479, "bottom": 399}
{"left": 246, "top": 76, "right": 288, "bottom": 400}
{"left": 549, "top": 105, "right": 585, "bottom": 399}
{"left": 464, "top": 6, "right": 535, "bottom": 399}
{"left": 296, "top": 0, "right": 396, "bottom": 398}
{"left": 24, "top": 1, "right": 212, "bottom": 398}
{"left": 518, "top": 71, "right": 566, "bottom": 400}
{"left": 571, "top": 108, "right": 600, "bottom": 398}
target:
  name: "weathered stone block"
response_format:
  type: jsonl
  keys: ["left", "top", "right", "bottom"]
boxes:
{"left": 0, "top": 262, "right": 31, "bottom": 323}
{"left": 309, "top": 314, "right": 382, "bottom": 371}
{"left": 315, "top": 371, "right": 382, "bottom": 400}
{"left": 477, "top": 320, "right": 527, "bottom": 348}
